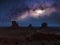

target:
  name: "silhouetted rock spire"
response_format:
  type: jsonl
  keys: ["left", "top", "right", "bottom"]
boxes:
{"left": 12, "top": 21, "right": 19, "bottom": 29}
{"left": 41, "top": 22, "right": 48, "bottom": 28}
{"left": 29, "top": 24, "right": 32, "bottom": 27}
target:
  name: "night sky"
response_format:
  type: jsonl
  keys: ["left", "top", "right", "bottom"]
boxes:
{"left": 0, "top": 0, "right": 60, "bottom": 27}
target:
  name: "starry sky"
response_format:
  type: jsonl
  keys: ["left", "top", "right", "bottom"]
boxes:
{"left": 0, "top": 0, "right": 60, "bottom": 27}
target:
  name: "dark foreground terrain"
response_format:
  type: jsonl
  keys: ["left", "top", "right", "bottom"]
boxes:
{"left": 0, "top": 21, "right": 60, "bottom": 45}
